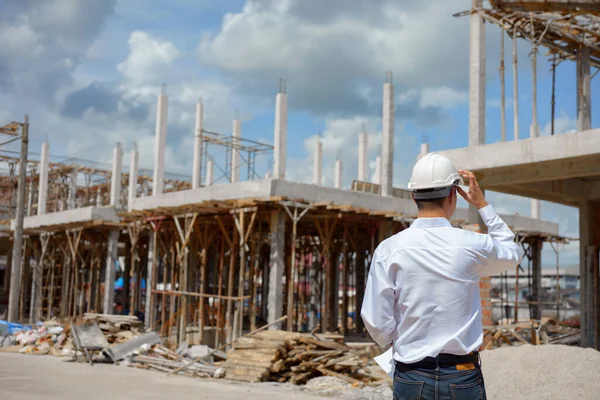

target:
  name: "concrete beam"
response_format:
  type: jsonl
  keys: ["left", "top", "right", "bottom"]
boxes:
{"left": 131, "top": 179, "right": 418, "bottom": 216}
{"left": 493, "top": 0, "right": 600, "bottom": 12}
{"left": 452, "top": 207, "right": 559, "bottom": 236}
{"left": 11, "top": 206, "right": 119, "bottom": 231}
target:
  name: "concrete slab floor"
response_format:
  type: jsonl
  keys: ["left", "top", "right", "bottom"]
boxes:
{"left": 0, "top": 353, "right": 332, "bottom": 400}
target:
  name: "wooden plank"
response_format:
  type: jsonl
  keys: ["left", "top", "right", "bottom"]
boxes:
{"left": 299, "top": 337, "right": 349, "bottom": 351}
{"left": 317, "top": 366, "right": 362, "bottom": 385}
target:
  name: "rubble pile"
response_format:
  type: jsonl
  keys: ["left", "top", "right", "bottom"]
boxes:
{"left": 223, "top": 330, "right": 389, "bottom": 385}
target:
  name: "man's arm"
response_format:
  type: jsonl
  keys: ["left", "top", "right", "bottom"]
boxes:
{"left": 361, "top": 249, "right": 396, "bottom": 347}
{"left": 478, "top": 204, "right": 524, "bottom": 276}
{"left": 457, "top": 170, "right": 523, "bottom": 276}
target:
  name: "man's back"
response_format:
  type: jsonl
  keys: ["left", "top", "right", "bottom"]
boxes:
{"left": 361, "top": 205, "right": 523, "bottom": 363}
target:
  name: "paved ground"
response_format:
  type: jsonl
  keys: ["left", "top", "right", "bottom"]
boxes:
{"left": 0, "top": 353, "right": 329, "bottom": 400}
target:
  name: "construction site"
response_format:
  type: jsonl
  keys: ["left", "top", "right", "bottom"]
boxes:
{"left": 0, "top": 0, "right": 599, "bottom": 399}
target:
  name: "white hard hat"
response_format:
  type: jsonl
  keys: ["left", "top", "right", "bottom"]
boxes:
{"left": 408, "top": 153, "right": 463, "bottom": 200}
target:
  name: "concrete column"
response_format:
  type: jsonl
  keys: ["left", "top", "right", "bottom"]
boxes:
{"left": 128, "top": 143, "right": 138, "bottom": 212}
{"left": 577, "top": 47, "right": 592, "bottom": 132}
{"left": 153, "top": 84, "right": 168, "bottom": 195}
{"left": 96, "top": 189, "right": 102, "bottom": 206}
{"left": 334, "top": 160, "right": 342, "bottom": 189}
{"left": 110, "top": 142, "right": 123, "bottom": 207}
{"left": 144, "top": 232, "right": 155, "bottom": 327}
{"left": 358, "top": 132, "right": 368, "bottom": 181}
{"left": 531, "top": 200, "right": 540, "bottom": 219}
{"left": 381, "top": 71, "right": 394, "bottom": 196}
{"left": 417, "top": 142, "right": 430, "bottom": 162}
{"left": 469, "top": 0, "right": 486, "bottom": 146}
{"left": 68, "top": 169, "right": 77, "bottom": 210}
{"left": 374, "top": 156, "right": 381, "bottom": 185}
{"left": 37, "top": 143, "right": 49, "bottom": 215}
{"left": 513, "top": 26, "right": 520, "bottom": 141}
{"left": 530, "top": 238, "right": 543, "bottom": 321}
{"left": 27, "top": 180, "right": 33, "bottom": 217}
{"left": 103, "top": 229, "right": 119, "bottom": 314}
{"left": 231, "top": 119, "right": 241, "bottom": 183}
{"left": 579, "top": 200, "right": 600, "bottom": 348}
{"left": 268, "top": 211, "right": 286, "bottom": 329}
{"left": 192, "top": 99, "right": 203, "bottom": 189}
{"left": 313, "top": 139, "right": 322, "bottom": 185}
{"left": 273, "top": 80, "right": 288, "bottom": 180}
{"left": 205, "top": 160, "right": 214, "bottom": 186}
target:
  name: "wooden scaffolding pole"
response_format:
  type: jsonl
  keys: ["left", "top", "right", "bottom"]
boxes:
{"left": 174, "top": 213, "right": 198, "bottom": 344}
{"left": 233, "top": 207, "right": 257, "bottom": 338}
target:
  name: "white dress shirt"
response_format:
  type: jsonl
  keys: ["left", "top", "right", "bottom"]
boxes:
{"left": 361, "top": 204, "right": 523, "bottom": 363}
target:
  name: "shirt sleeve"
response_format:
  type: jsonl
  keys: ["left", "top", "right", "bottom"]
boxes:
{"left": 361, "top": 248, "right": 396, "bottom": 346}
{"left": 477, "top": 204, "right": 524, "bottom": 276}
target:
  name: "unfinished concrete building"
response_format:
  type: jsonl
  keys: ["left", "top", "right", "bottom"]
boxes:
{"left": 0, "top": 17, "right": 576, "bottom": 347}
{"left": 441, "top": 0, "right": 600, "bottom": 348}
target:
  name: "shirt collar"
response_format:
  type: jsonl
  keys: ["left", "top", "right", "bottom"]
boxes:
{"left": 410, "top": 217, "right": 452, "bottom": 229}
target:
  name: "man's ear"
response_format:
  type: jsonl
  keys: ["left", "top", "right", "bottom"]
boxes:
{"left": 411, "top": 192, "right": 415, "bottom": 201}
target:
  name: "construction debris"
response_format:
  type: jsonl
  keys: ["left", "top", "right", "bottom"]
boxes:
{"left": 483, "top": 318, "right": 580, "bottom": 349}
{"left": 222, "top": 330, "right": 389, "bottom": 385}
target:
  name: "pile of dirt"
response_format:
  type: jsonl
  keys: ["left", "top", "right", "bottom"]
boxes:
{"left": 482, "top": 345, "right": 600, "bottom": 400}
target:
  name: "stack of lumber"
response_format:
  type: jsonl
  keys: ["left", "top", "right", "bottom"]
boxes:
{"left": 223, "top": 330, "right": 387, "bottom": 385}
{"left": 483, "top": 318, "right": 581, "bottom": 349}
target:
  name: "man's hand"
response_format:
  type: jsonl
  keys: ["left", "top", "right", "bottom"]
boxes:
{"left": 456, "top": 170, "right": 488, "bottom": 209}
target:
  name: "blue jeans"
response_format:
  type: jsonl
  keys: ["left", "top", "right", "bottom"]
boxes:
{"left": 393, "top": 362, "right": 487, "bottom": 400}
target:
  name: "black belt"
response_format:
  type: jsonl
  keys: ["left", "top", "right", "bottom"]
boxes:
{"left": 396, "top": 352, "right": 480, "bottom": 369}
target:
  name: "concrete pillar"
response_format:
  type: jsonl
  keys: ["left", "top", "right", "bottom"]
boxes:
{"left": 531, "top": 200, "right": 540, "bottom": 219}
{"left": 110, "top": 142, "right": 123, "bottom": 207}
{"left": 313, "top": 139, "right": 322, "bottom": 185}
{"left": 381, "top": 71, "right": 394, "bottom": 196}
{"left": 192, "top": 99, "right": 203, "bottom": 189}
{"left": 530, "top": 238, "right": 543, "bottom": 321}
{"left": 374, "top": 156, "right": 381, "bottom": 185}
{"left": 579, "top": 200, "right": 600, "bottom": 348}
{"left": 144, "top": 233, "right": 155, "bottom": 327}
{"left": 334, "top": 160, "right": 342, "bottom": 189}
{"left": 68, "top": 169, "right": 77, "bottom": 210}
{"left": 417, "top": 142, "right": 430, "bottom": 161}
{"left": 153, "top": 84, "right": 168, "bottom": 195}
{"left": 27, "top": 180, "right": 33, "bottom": 217}
{"left": 577, "top": 47, "right": 592, "bottom": 132}
{"left": 96, "top": 189, "right": 102, "bottom": 206}
{"left": 469, "top": 0, "right": 486, "bottom": 146}
{"left": 231, "top": 119, "right": 241, "bottom": 183}
{"left": 273, "top": 80, "right": 288, "bottom": 180}
{"left": 205, "top": 160, "right": 214, "bottom": 186}
{"left": 128, "top": 143, "right": 138, "bottom": 212}
{"left": 268, "top": 211, "right": 286, "bottom": 329}
{"left": 37, "top": 142, "right": 49, "bottom": 215}
{"left": 103, "top": 229, "right": 119, "bottom": 314}
{"left": 358, "top": 132, "right": 368, "bottom": 182}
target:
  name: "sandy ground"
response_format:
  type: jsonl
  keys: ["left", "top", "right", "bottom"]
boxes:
{"left": 0, "top": 353, "right": 332, "bottom": 400}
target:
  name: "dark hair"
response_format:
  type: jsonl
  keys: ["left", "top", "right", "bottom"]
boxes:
{"left": 413, "top": 187, "right": 455, "bottom": 210}
{"left": 415, "top": 197, "right": 447, "bottom": 210}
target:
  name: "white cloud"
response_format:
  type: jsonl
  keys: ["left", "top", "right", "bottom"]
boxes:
{"left": 420, "top": 87, "right": 468, "bottom": 109}
{"left": 540, "top": 111, "right": 578, "bottom": 136}
{"left": 117, "top": 31, "right": 181, "bottom": 85}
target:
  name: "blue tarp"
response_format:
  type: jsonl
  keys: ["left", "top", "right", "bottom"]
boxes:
{"left": 115, "top": 277, "right": 146, "bottom": 290}
{"left": 0, "top": 320, "right": 33, "bottom": 335}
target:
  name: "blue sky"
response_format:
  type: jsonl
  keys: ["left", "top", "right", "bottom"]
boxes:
{"left": 1, "top": 0, "right": 597, "bottom": 267}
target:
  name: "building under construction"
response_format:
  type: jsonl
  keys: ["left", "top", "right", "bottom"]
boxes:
{"left": 0, "top": 0, "right": 585, "bottom": 350}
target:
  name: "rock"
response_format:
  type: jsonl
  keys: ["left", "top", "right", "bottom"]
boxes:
{"left": 214, "top": 367, "right": 226, "bottom": 379}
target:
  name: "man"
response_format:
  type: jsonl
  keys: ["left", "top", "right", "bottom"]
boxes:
{"left": 361, "top": 153, "right": 523, "bottom": 400}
